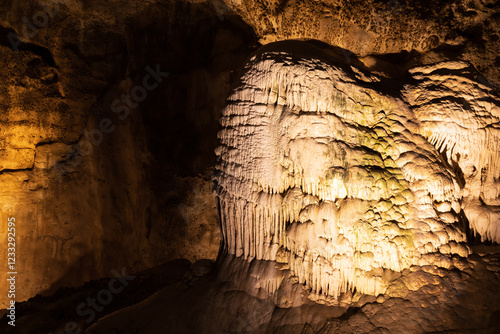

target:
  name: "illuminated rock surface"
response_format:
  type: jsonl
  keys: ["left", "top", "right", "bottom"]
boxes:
{"left": 222, "top": 0, "right": 500, "bottom": 88}
{"left": 403, "top": 62, "right": 500, "bottom": 243}
{"left": 72, "top": 250, "right": 500, "bottom": 333}
{"left": 85, "top": 40, "right": 500, "bottom": 333}
{"left": 213, "top": 40, "right": 499, "bottom": 302}
{"left": 0, "top": 0, "right": 242, "bottom": 307}
{"left": 0, "top": 0, "right": 499, "bottom": 332}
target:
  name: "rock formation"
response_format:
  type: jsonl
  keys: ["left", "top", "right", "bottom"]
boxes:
{"left": 0, "top": 0, "right": 499, "bottom": 333}
{"left": 81, "top": 39, "right": 500, "bottom": 334}
{"left": 0, "top": 0, "right": 250, "bottom": 308}
{"left": 213, "top": 39, "right": 499, "bottom": 305}
{"left": 222, "top": 0, "right": 500, "bottom": 88}
{"left": 403, "top": 62, "right": 500, "bottom": 242}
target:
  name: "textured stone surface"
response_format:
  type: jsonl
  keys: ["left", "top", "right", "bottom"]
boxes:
{"left": 213, "top": 40, "right": 499, "bottom": 305}
{"left": 0, "top": 259, "right": 192, "bottom": 334}
{"left": 2, "top": 251, "right": 499, "bottom": 333}
{"left": 0, "top": 0, "right": 256, "bottom": 307}
{"left": 0, "top": 1, "right": 499, "bottom": 332}
{"left": 222, "top": 0, "right": 500, "bottom": 88}
{"left": 80, "top": 250, "right": 500, "bottom": 333}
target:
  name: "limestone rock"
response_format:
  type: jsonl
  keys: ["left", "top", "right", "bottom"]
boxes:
{"left": 213, "top": 40, "right": 486, "bottom": 302}
{"left": 222, "top": 0, "right": 500, "bottom": 88}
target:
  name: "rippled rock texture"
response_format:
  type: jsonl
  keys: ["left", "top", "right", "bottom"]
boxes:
{"left": 214, "top": 40, "right": 498, "bottom": 303}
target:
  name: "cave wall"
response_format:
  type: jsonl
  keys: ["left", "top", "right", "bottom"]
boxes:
{"left": 0, "top": 0, "right": 257, "bottom": 307}
{"left": 224, "top": 0, "right": 500, "bottom": 87}
{"left": 0, "top": 0, "right": 498, "bottom": 310}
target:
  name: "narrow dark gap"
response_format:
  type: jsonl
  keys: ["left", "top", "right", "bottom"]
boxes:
{"left": 0, "top": 166, "right": 35, "bottom": 177}
{"left": 0, "top": 25, "right": 56, "bottom": 67}
{"left": 373, "top": 49, "right": 421, "bottom": 65}
{"left": 35, "top": 141, "right": 62, "bottom": 147}
{"left": 436, "top": 145, "right": 465, "bottom": 188}
{"left": 339, "top": 306, "right": 361, "bottom": 320}
{"left": 460, "top": 209, "right": 482, "bottom": 246}
{"left": 429, "top": 42, "right": 466, "bottom": 59}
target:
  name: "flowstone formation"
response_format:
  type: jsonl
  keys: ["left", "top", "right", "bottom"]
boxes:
{"left": 403, "top": 62, "right": 500, "bottom": 242}
{"left": 213, "top": 40, "right": 500, "bottom": 304}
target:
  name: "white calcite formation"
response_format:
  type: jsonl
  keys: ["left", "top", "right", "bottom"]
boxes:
{"left": 213, "top": 40, "right": 498, "bottom": 303}
{"left": 403, "top": 63, "right": 500, "bottom": 243}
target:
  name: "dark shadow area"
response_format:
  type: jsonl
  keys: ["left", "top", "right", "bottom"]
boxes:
{"left": 0, "top": 25, "right": 56, "bottom": 67}
{"left": 138, "top": 14, "right": 259, "bottom": 177}
{"left": 0, "top": 259, "right": 192, "bottom": 334}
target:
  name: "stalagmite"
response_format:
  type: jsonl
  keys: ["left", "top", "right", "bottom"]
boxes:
{"left": 214, "top": 40, "right": 499, "bottom": 304}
